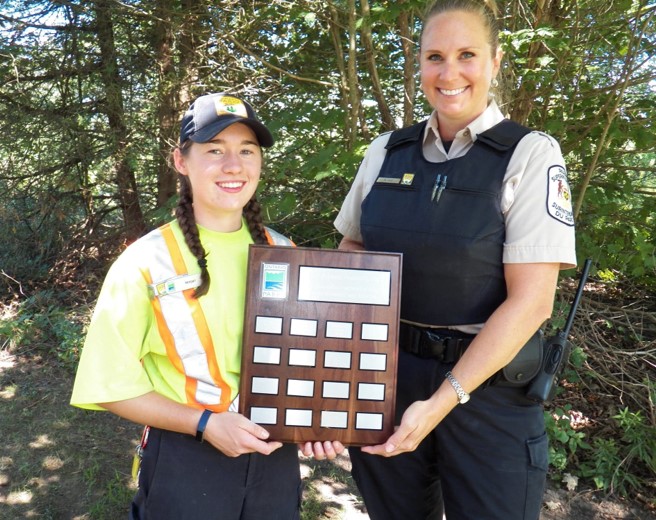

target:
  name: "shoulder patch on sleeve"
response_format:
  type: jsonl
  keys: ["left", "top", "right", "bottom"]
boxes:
{"left": 546, "top": 165, "right": 574, "bottom": 226}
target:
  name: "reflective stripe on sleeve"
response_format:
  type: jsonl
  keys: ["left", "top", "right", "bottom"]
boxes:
{"left": 141, "top": 223, "right": 231, "bottom": 412}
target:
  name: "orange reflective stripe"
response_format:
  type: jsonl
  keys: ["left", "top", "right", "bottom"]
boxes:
{"left": 264, "top": 227, "right": 295, "bottom": 246}
{"left": 141, "top": 267, "right": 186, "bottom": 376}
{"left": 159, "top": 225, "right": 204, "bottom": 409}
{"left": 145, "top": 224, "right": 231, "bottom": 412}
{"left": 184, "top": 295, "right": 230, "bottom": 412}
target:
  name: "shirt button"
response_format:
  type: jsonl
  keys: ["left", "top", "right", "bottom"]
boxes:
{"left": 464, "top": 129, "right": 471, "bottom": 137}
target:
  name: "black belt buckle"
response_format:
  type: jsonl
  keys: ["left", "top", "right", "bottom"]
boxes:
{"left": 400, "top": 323, "right": 472, "bottom": 362}
{"left": 420, "top": 330, "right": 448, "bottom": 359}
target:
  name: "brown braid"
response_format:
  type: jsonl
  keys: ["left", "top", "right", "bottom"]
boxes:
{"left": 174, "top": 174, "right": 211, "bottom": 298}
{"left": 244, "top": 196, "right": 269, "bottom": 245}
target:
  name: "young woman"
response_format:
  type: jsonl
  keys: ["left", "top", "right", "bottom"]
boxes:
{"left": 335, "top": 1, "right": 576, "bottom": 519}
{"left": 71, "top": 92, "right": 339, "bottom": 519}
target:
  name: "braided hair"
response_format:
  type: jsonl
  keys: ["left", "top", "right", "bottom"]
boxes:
{"left": 174, "top": 150, "right": 268, "bottom": 299}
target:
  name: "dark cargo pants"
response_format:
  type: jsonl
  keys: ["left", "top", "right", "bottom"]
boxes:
{"left": 130, "top": 427, "right": 301, "bottom": 520}
{"left": 349, "top": 349, "right": 548, "bottom": 520}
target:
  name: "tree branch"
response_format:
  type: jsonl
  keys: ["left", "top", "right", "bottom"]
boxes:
{"left": 224, "top": 34, "right": 338, "bottom": 89}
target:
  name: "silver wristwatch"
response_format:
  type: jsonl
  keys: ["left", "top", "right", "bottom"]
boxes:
{"left": 445, "top": 371, "right": 470, "bottom": 404}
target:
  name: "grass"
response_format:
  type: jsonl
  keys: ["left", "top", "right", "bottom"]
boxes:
{"left": 0, "top": 351, "right": 365, "bottom": 519}
{"left": 0, "top": 356, "right": 140, "bottom": 519}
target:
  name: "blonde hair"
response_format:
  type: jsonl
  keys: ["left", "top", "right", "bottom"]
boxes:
{"left": 419, "top": 0, "right": 501, "bottom": 56}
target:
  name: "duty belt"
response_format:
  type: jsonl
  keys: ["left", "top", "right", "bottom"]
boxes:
{"left": 399, "top": 322, "right": 475, "bottom": 362}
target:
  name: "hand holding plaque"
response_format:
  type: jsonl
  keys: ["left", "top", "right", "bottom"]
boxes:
{"left": 239, "top": 246, "right": 401, "bottom": 446}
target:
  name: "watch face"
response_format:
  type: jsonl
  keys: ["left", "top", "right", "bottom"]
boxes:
{"left": 460, "top": 393, "right": 471, "bottom": 404}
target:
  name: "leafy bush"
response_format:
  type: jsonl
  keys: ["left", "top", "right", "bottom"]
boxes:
{"left": 580, "top": 407, "right": 656, "bottom": 496}
{"left": 545, "top": 404, "right": 590, "bottom": 473}
{"left": 0, "top": 290, "right": 89, "bottom": 370}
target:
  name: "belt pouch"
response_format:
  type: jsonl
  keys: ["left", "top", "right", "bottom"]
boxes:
{"left": 500, "top": 330, "right": 544, "bottom": 386}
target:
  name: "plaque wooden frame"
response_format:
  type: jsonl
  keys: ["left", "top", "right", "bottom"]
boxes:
{"left": 239, "top": 245, "right": 401, "bottom": 446}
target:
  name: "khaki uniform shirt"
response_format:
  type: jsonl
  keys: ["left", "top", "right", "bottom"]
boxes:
{"left": 336, "top": 101, "right": 576, "bottom": 269}
{"left": 335, "top": 102, "right": 577, "bottom": 332}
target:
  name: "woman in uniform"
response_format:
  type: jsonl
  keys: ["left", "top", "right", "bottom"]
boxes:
{"left": 335, "top": 1, "right": 576, "bottom": 518}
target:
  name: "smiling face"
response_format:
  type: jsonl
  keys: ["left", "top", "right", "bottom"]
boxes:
{"left": 173, "top": 122, "right": 262, "bottom": 232}
{"left": 419, "top": 9, "right": 502, "bottom": 139}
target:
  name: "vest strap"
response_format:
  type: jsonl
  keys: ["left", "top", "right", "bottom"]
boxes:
{"left": 264, "top": 227, "right": 294, "bottom": 246}
{"left": 143, "top": 223, "right": 229, "bottom": 411}
{"left": 385, "top": 119, "right": 531, "bottom": 152}
{"left": 475, "top": 120, "right": 531, "bottom": 151}
{"left": 385, "top": 121, "right": 427, "bottom": 149}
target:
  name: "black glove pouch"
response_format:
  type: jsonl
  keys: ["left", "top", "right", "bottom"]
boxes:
{"left": 497, "top": 329, "right": 544, "bottom": 387}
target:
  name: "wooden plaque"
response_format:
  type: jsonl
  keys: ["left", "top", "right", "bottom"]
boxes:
{"left": 239, "top": 245, "right": 401, "bottom": 445}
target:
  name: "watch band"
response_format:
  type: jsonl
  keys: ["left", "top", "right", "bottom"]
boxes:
{"left": 445, "top": 371, "right": 470, "bottom": 404}
{"left": 195, "top": 409, "right": 213, "bottom": 442}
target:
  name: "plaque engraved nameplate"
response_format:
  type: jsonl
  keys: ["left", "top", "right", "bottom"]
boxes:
{"left": 239, "top": 245, "right": 402, "bottom": 445}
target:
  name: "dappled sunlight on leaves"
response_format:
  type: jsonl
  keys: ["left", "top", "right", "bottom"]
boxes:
{"left": 0, "top": 384, "right": 16, "bottom": 400}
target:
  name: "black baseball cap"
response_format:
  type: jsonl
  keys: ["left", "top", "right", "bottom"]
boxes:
{"left": 179, "top": 93, "right": 274, "bottom": 147}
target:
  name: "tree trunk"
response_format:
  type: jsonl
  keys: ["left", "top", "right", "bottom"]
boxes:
{"left": 177, "top": 0, "right": 207, "bottom": 108}
{"left": 397, "top": 2, "right": 415, "bottom": 128}
{"left": 154, "top": 0, "right": 179, "bottom": 208}
{"left": 328, "top": 3, "right": 354, "bottom": 147}
{"left": 508, "top": 3, "right": 551, "bottom": 124}
{"left": 360, "top": 0, "right": 394, "bottom": 133}
{"left": 346, "top": 0, "right": 361, "bottom": 149}
{"left": 93, "top": 0, "right": 146, "bottom": 240}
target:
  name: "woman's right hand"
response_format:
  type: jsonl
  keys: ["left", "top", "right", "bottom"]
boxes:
{"left": 101, "top": 392, "right": 283, "bottom": 457}
{"left": 203, "top": 411, "right": 282, "bottom": 456}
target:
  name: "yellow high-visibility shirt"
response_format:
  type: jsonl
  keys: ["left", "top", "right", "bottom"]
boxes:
{"left": 71, "top": 220, "right": 251, "bottom": 411}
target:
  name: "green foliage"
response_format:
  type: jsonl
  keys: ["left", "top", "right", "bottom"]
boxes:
{"left": 0, "top": 184, "right": 86, "bottom": 284}
{"left": 545, "top": 404, "right": 590, "bottom": 472}
{"left": 580, "top": 407, "right": 656, "bottom": 496}
{"left": 300, "top": 484, "right": 326, "bottom": 520}
{"left": 81, "top": 459, "right": 135, "bottom": 518}
{"left": 0, "top": 291, "right": 88, "bottom": 370}
{"left": 501, "top": 1, "right": 656, "bottom": 286}
{"left": 1, "top": 0, "right": 654, "bottom": 275}
{"left": 561, "top": 345, "right": 587, "bottom": 385}
{"left": 584, "top": 438, "right": 625, "bottom": 491}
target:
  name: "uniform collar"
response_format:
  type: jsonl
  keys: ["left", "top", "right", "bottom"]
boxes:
{"left": 423, "top": 101, "right": 506, "bottom": 149}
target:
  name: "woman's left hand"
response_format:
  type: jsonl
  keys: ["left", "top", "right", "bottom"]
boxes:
{"left": 299, "top": 440, "right": 345, "bottom": 460}
{"left": 360, "top": 399, "right": 441, "bottom": 457}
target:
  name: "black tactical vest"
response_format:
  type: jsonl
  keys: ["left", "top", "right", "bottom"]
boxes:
{"left": 361, "top": 119, "right": 531, "bottom": 325}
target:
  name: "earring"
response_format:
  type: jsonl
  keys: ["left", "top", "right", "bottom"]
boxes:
{"left": 491, "top": 78, "right": 499, "bottom": 88}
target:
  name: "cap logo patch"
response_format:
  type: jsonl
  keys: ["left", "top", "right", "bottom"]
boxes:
{"left": 214, "top": 96, "right": 248, "bottom": 118}
{"left": 546, "top": 165, "right": 574, "bottom": 226}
